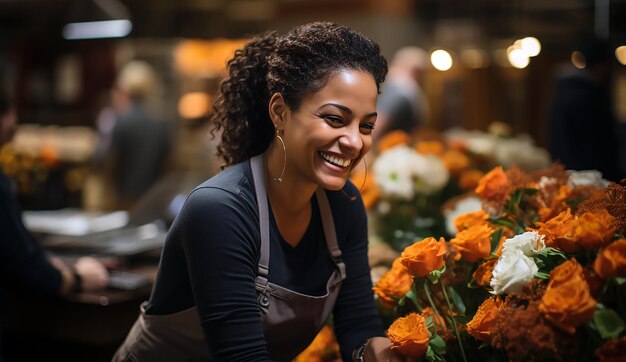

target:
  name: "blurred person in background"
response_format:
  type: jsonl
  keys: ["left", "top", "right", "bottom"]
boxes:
{"left": 0, "top": 89, "right": 109, "bottom": 360}
{"left": 105, "top": 60, "right": 173, "bottom": 210}
{"left": 549, "top": 38, "right": 622, "bottom": 182}
{"left": 373, "top": 46, "right": 430, "bottom": 146}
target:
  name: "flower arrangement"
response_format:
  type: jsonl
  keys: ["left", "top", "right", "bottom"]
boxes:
{"left": 356, "top": 127, "right": 550, "bottom": 253}
{"left": 372, "top": 164, "right": 626, "bottom": 361}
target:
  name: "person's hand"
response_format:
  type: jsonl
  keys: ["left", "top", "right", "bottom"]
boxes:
{"left": 363, "top": 337, "right": 416, "bottom": 362}
{"left": 74, "top": 256, "right": 109, "bottom": 292}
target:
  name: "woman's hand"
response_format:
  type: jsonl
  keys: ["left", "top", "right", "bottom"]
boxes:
{"left": 363, "top": 337, "right": 416, "bottom": 362}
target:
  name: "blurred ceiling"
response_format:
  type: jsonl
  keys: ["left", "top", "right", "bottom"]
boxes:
{"left": 0, "top": 0, "right": 625, "bottom": 54}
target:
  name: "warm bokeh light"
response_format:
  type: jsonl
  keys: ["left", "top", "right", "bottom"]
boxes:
{"left": 507, "top": 46, "right": 529, "bottom": 69}
{"left": 178, "top": 92, "right": 212, "bottom": 119}
{"left": 571, "top": 50, "right": 586, "bottom": 69}
{"left": 460, "top": 49, "right": 489, "bottom": 69}
{"left": 520, "top": 37, "right": 541, "bottom": 57}
{"left": 431, "top": 49, "right": 453, "bottom": 71}
{"left": 616, "top": 45, "right": 626, "bottom": 65}
{"left": 175, "top": 38, "right": 247, "bottom": 78}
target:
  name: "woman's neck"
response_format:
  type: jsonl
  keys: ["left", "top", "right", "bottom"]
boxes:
{"left": 263, "top": 149, "right": 317, "bottom": 214}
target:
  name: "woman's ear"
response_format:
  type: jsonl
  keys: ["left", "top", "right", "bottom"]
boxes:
{"left": 268, "top": 93, "right": 287, "bottom": 131}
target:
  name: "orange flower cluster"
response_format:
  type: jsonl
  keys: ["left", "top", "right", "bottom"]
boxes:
{"left": 593, "top": 238, "right": 626, "bottom": 279}
{"left": 400, "top": 237, "right": 447, "bottom": 277}
{"left": 294, "top": 325, "right": 340, "bottom": 362}
{"left": 472, "top": 259, "right": 498, "bottom": 286}
{"left": 536, "top": 209, "right": 617, "bottom": 253}
{"left": 466, "top": 297, "right": 503, "bottom": 342}
{"left": 373, "top": 259, "right": 413, "bottom": 308}
{"left": 475, "top": 167, "right": 513, "bottom": 212}
{"left": 539, "top": 259, "right": 597, "bottom": 334}
{"left": 387, "top": 313, "right": 430, "bottom": 359}
{"left": 450, "top": 224, "right": 493, "bottom": 262}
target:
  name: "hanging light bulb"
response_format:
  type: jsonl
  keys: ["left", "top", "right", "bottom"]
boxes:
{"left": 616, "top": 46, "right": 626, "bottom": 66}
{"left": 507, "top": 45, "right": 529, "bottom": 69}
{"left": 520, "top": 37, "right": 541, "bottom": 57}
{"left": 431, "top": 49, "right": 453, "bottom": 71}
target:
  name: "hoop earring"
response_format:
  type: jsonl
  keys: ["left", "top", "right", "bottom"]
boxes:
{"left": 359, "top": 157, "right": 368, "bottom": 194}
{"left": 273, "top": 129, "right": 286, "bottom": 183}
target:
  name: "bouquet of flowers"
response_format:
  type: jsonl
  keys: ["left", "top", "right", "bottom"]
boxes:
{"left": 372, "top": 164, "right": 626, "bottom": 361}
{"left": 357, "top": 126, "right": 550, "bottom": 253}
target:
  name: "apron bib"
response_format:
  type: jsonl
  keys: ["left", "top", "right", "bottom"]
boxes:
{"left": 113, "top": 154, "right": 346, "bottom": 361}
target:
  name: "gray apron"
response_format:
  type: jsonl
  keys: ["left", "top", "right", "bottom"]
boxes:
{"left": 113, "top": 154, "right": 347, "bottom": 361}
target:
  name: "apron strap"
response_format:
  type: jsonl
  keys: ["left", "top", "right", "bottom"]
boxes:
{"left": 251, "top": 155, "right": 270, "bottom": 281}
{"left": 251, "top": 154, "right": 346, "bottom": 286}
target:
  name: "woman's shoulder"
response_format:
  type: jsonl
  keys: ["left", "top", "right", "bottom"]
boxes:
{"left": 185, "top": 161, "right": 255, "bottom": 209}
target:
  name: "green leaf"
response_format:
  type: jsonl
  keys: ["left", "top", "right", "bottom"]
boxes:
{"left": 535, "top": 271, "right": 550, "bottom": 279}
{"left": 615, "top": 277, "right": 626, "bottom": 286}
{"left": 491, "top": 217, "right": 517, "bottom": 230}
{"left": 523, "top": 188, "right": 539, "bottom": 196}
{"left": 490, "top": 228, "right": 504, "bottom": 254}
{"left": 447, "top": 286, "right": 466, "bottom": 314}
{"left": 429, "top": 334, "right": 447, "bottom": 355}
{"left": 594, "top": 308, "right": 625, "bottom": 338}
{"left": 404, "top": 289, "right": 419, "bottom": 309}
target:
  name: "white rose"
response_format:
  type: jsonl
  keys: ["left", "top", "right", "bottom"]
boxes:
{"left": 373, "top": 146, "right": 421, "bottom": 200}
{"left": 444, "top": 196, "right": 483, "bottom": 235}
{"left": 490, "top": 249, "right": 538, "bottom": 295}
{"left": 567, "top": 170, "right": 610, "bottom": 189}
{"left": 501, "top": 231, "right": 545, "bottom": 257}
{"left": 414, "top": 154, "right": 449, "bottom": 195}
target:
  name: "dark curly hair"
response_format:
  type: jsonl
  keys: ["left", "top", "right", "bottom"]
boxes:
{"left": 210, "top": 22, "right": 388, "bottom": 166}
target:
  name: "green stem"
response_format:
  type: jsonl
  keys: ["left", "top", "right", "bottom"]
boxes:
{"left": 423, "top": 280, "right": 442, "bottom": 334}
{"left": 411, "top": 282, "right": 424, "bottom": 313}
{"left": 440, "top": 279, "right": 468, "bottom": 362}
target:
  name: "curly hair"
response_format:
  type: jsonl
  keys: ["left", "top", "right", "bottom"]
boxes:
{"left": 210, "top": 22, "right": 388, "bottom": 166}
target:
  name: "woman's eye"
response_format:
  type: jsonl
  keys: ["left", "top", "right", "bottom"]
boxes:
{"left": 322, "top": 115, "right": 343, "bottom": 126}
{"left": 360, "top": 122, "right": 375, "bottom": 134}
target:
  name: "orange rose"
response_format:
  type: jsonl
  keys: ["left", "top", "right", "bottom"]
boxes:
{"left": 576, "top": 209, "right": 617, "bottom": 249}
{"left": 594, "top": 239, "right": 626, "bottom": 279}
{"left": 536, "top": 209, "right": 580, "bottom": 253}
{"left": 400, "top": 237, "right": 447, "bottom": 278}
{"left": 442, "top": 150, "right": 470, "bottom": 175}
{"left": 415, "top": 140, "right": 445, "bottom": 156}
{"left": 450, "top": 224, "right": 493, "bottom": 262}
{"left": 595, "top": 336, "right": 626, "bottom": 362}
{"left": 377, "top": 130, "right": 410, "bottom": 153}
{"left": 454, "top": 210, "right": 490, "bottom": 231}
{"left": 466, "top": 297, "right": 503, "bottom": 342}
{"left": 539, "top": 259, "right": 597, "bottom": 334}
{"left": 387, "top": 313, "right": 430, "bottom": 359}
{"left": 294, "top": 325, "right": 339, "bottom": 362}
{"left": 472, "top": 258, "right": 498, "bottom": 286}
{"left": 373, "top": 259, "right": 414, "bottom": 308}
{"left": 421, "top": 307, "right": 446, "bottom": 330}
{"left": 475, "top": 167, "right": 511, "bottom": 201}
{"left": 459, "top": 169, "right": 484, "bottom": 191}
{"left": 349, "top": 169, "right": 379, "bottom": 210}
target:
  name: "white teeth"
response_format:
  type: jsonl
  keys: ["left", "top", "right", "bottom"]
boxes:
{"left": 320, "top": 152, "right": 352, "bottom": 168}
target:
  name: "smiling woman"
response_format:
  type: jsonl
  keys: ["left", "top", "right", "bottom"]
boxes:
{"left": 112, "top": 22, "right": 414, "bottom": 362}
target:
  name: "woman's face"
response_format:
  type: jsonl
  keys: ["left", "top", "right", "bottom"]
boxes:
{"left": 280, "top": 69, "right": 378, "bottom": 191}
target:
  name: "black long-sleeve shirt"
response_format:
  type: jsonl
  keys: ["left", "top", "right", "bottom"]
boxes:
{"left": 146, "top": 160, "right": 384, "bottom": 361}
{"left": 0, "top": 172, "right": 62, "bottom": 296}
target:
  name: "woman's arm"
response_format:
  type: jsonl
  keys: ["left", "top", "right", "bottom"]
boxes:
{"left": 178, "top": 186, "right": 273, "bottom": 361}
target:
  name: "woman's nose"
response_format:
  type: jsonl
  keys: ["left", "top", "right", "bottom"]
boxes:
{"left": 338, "top": 124, "right": 363, "bottom": 152}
